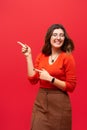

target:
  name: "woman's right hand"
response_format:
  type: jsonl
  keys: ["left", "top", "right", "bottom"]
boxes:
{"left": 22, "top": 44, "right": 31, "bottom": 57}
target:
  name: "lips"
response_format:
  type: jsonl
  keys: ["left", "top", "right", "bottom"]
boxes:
{"left": 54, "top": 40, "right": 62, "bottom": 44}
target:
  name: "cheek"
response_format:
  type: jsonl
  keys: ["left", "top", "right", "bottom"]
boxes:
{"left": 63, "top": 37, "right": 65, "bottom": 41}
{"left": 61, "top": 38, "right": 65, "bottom": 43}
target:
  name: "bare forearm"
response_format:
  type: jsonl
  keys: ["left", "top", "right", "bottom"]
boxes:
{"left": 52, "top": 77, "right": 66, "bottom": 91}
{"left": 47, "top": 75, "right": 66, "bottom": 91}
{"left": 26, "top": 54, "right": 35, "bottom": 76}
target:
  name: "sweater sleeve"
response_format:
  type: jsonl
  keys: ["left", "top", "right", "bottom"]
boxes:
{"left": 28, "top": 53, "right": 42, "bottom": 84}
{"left": 64, "top": 53, "right": 76, "bottom": 92}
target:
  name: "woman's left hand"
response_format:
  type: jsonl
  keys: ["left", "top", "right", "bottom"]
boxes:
{"left": 39, "top": 69, "right": 52, "bottom": 82}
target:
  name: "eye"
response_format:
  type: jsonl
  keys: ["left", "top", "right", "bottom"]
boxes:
{"left": 52, "top": 33, "right": 57, "bottom": 37}
{"left": 59, "top": 33, "right": 64, "bottom": 37}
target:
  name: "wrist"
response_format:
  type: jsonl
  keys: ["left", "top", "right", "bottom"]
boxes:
{"left": 48, "top": 76, "right": 55, "bottom": 83}
{"left": 26, "top": 53, "right": 32, "bottom": 57}
{"left": 26, "top": 53, "right": 32, "bottom": 61}
{"left": 51, "top": 77, "right": 55, "bottom": 83}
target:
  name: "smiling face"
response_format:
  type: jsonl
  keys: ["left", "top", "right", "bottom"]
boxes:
{"left": 50, "top": 28, "right": 65, "bottom": 49}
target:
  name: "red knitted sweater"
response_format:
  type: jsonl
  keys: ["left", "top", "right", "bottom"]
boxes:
{"left": 28, "top": 52, "right": 76, "bottom": 92}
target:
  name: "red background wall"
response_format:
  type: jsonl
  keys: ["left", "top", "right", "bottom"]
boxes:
{"left": 0, "top": 0, "right": 87, "bottom": 130}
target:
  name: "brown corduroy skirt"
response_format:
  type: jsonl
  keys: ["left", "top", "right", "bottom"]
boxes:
{"left": 30, "top": 88, "right": 72, "bottom": 130}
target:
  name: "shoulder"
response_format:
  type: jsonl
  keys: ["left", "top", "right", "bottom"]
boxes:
{"left": 36, "top": 52, "right": 46, "bottom": 58}
{"left": 62, "top": 52, "right": 74, "bottom": 60}
{"left": 35, "top": 52, "right": 47, "bottom": 61}
{"left": 62, "top": 52, "right": 75, "bottom": 65}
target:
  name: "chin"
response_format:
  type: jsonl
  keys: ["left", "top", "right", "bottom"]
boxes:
{"left": 54, "top": 45, "right": 63, "bottom": 48}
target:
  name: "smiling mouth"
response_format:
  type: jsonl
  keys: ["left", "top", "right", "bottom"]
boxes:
{"left": 54, "top": 41, "right": 62, "bottom": 44}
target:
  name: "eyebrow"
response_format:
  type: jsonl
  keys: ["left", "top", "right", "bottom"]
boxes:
{"left": 52, "top": 32, "right": 64, "bottom": 35}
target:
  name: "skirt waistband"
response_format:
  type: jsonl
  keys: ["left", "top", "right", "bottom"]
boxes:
{"left": 39, "top": 87, "right": 67, "bottom": 94}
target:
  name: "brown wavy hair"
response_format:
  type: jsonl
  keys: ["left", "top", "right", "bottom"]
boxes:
{"left": 42, "top": 24, "right": 74, "bottom": 56}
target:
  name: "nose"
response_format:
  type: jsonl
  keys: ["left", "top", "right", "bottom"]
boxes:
{"left": 56, "top": 35, "right": 61, "bottom": 39}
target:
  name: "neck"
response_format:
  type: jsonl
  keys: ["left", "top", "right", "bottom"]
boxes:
{"left": 51, "top": 48, "right": 61, "bottom": 55}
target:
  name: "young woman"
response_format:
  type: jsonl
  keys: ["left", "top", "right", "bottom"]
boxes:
{"left": 20, "top": 24, "right": 76, "bottom": 130}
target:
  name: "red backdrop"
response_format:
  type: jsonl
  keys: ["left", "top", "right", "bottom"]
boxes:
{"left": 0, "top": 0, "right": 87, "bottom": 130}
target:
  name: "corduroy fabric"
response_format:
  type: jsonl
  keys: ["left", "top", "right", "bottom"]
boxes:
{"left": 30, "top": 88, "right": 72, "bottom": 130}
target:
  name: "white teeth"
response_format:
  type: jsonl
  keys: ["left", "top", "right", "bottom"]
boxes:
{"left": 55, "top": 41, "right": 60, "bottom": 44}
{"left": 55, "top": 40, "right": 60, "bottom": 42}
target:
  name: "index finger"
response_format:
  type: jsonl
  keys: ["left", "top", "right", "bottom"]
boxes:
{"left": 17, "top": 41, "right": 26, "bottom": 47}
{"left": 34, "top": 68, "right": 42, "bottom": 73}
